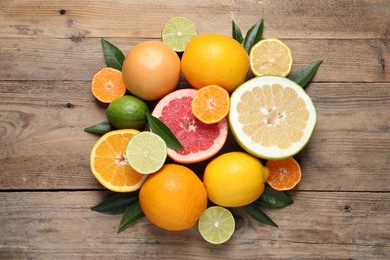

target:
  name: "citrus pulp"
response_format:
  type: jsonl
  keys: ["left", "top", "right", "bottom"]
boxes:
{"left": 151, "top": 88, "right": 228, "bottom": 164}
{"left": 89, "top": 129, "right": 147, "bottom": 192}
{"left": 198, "top": 206, "right": 235, "bottom": 244}
{"left": 125, "top": 131, "right": 167, "bottom": 174}
{"left": 229, "top": 76, "right": 317, "bottom": 160}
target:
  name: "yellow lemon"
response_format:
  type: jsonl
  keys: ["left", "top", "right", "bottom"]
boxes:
{"left": 203, "top": 152, "right": 270, "bottom": 207}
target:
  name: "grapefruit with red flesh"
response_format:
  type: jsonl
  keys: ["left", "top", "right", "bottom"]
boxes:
{"left": 152, "top": 89, "right": 228, "bottom": 164}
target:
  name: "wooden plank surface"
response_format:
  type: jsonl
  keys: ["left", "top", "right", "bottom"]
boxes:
{"left": 0, "top": 0, "right": 389, "bottom": 39}
{"left": 0, "top": 191, "right": 389, "bottom": 259}
{"left": 1, "top": 0, "right": 389, "bottom": 259}
{"left": 1, "top": 81, "right": 389, "bottom": 191}
{"left": 0, "top": 38, "right": 388, "bottom": 81}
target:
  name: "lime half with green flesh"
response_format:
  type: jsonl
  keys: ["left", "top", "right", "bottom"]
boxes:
{"left": 162, "top": 16, "right": 197, "bottom": 52}
{"left": 125, "top": 131, "right": 167, "bottom": 174}
{"left": 198, "top": 206, "right": 235, "bottom": 244}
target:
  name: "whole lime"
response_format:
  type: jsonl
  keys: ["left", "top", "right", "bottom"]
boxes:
{"left": 106, "top": 95, "right": 149, "bottom": 130}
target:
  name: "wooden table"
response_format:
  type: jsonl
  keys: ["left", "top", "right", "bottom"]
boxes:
{"left": 1, "top": 1, "right": 389, "bottom": 259}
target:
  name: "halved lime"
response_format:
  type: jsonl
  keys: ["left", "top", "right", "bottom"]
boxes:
{"left": 198, "top": 206, "right": 235, "bottom": 244}
{"left": 125, "top": 131, "right": 167, "bottom": 174}
{"left": 162, "top": 16, "right": 197, "bottom": 52}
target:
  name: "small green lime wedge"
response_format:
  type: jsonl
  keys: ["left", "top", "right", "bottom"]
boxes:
{"left": 162, "top": 16, "right": 197, "bottom": 52}
{"left": 125, "top": 131, "right": 167, "bottom": 174}
{"left": 198, "top": 206, "right": 235, "bottom": 244}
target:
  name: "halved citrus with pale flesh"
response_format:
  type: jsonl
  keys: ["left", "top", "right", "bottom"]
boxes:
{"left": 152, "top": 88, "right": 228, "bottom": 164}
{"left": 266, "top": 157, "right": 302, "bottom": 191}
{"left": 162, "top": 16, "right": 197, "bottom": 52}
{"left": 229, "top": 76, "right": 316, "bottom": 160}
{"left": 249, "top": 38, "right": 293, "bottom": 77}
{"left": 90, "top": 129, "right": 148, "bottom": 192}
{"left": 191, "top": 85, "right": 230, "bottom": 124}
{"left": 125, "top": 131, "right": 167, "bottom": 175}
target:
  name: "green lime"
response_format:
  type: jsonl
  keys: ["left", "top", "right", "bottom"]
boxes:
{"left": 125, "top": 131, "right": 167, "bottom": 174}
{"left": 162, "top": 16, "right": 197, "bottom": 52}
{"left": 198, "top": 206, "right": 235, "bottom": 244}
{"left": 106, "top": 95, "right": 149, "bottom": 130}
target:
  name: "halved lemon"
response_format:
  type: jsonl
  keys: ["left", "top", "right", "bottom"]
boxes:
{"left": 249, "top": 38, "right": 293, "bottom": 77}
{"left": 229, "top": 76, "right": 317, "bottom": 160}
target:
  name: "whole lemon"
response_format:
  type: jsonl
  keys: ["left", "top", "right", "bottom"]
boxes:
{"left": 181, "top": 34, "right": 249, "bottom": 93}
{"left": 106, "top": 95, "right": 149, "bottom": 130}
{"left": 122, "top": 41, "right": 180, "bottom": 101}
{"left": 203, "top": 151, "right": 270, "bottom": 207}
{"left": 139, "top": 164, "right": 207, "bottom": 231}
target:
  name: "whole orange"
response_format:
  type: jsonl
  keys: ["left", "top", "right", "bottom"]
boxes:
{"left": 181, "top": 34, "right": 249, "bottom": 93}
{"left": 122, "top": 41, "right": 180, "bottom": 101}
{"left": 139, "top": 164, "right": 207, "bottom": 231}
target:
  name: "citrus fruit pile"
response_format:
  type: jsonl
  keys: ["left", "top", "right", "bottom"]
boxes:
{"left": 86, "top": 17, "right": 321, "bottom": 244}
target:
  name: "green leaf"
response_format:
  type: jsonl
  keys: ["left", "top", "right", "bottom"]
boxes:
{"left": 146, "top": 112, "right": 184, "bottom": 150}
{"left": 232, "top": 21, "right": 244, "bottom": 44}
{"left": 256, "top": 186, "right": 293, "bottom": 208}
{"left": 91, "top": 191, "right": 139, "bottom": 215}
{"left": 84, "top": 121, "right": 114, "bottom": 134}
{"left": 101, "top": 39, "right": 125, "bottom": 71}
{"left": 244, "top": 203, "right": 278, "bottom": 227}
{"left": 289, "top": 60, "right": 323, "bottom": 88}
{"left": 242, "top": 19, "right": 264, "bottom": 54}
{"left": 117, "top": 200, "right": 145, "bottom": 233}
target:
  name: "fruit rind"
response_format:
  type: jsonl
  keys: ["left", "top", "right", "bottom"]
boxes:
{"left": 229, "top": 76, "right": 317, "bottom": 160}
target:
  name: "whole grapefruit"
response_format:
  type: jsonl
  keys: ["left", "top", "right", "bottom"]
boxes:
{"left": 122, "top": 41, "right": 180, "bottom": 101}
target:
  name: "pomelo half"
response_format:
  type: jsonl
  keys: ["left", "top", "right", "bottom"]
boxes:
{"left": 229, "top": 76, "right": 317, "bottom": 160}
{"left": 152, "top": 89, "right": 228, "bottom": 164}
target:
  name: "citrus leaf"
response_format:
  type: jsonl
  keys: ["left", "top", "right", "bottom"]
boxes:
{"left": 289, "top": 60, "right": 323, "bottom": 88}
{"left": 84, "top": 121, "right": 114, "bottom": 134}
{"left": 232, "top": 20, "right": 244, "bottom": 44}
{"left": 117, "top": 200, "right": 145, "bottom": 233}
{"left": 256, "top": 186, "right": 293, "bottom": 208}
{"left": 244, "top": 203, "right": 278, "bottom": 227}
{"left": 146, "top": 112, "right": 184, "bottom": 150}
{"left": 242, "top": 19, "right": 264, "bottom": 54}
{"left": 101, "top": 39, "right": 125, "bottom": 71}
{"left": 91, "top": 191, "right": 139, "bottom": 215}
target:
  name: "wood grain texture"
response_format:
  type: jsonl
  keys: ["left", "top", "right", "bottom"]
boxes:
{"left": 1, "top": 81, "right": 389, "bottom": 191}
{"left": 1, "top": 0, "right": 390, "bottom": 258}
{"left": 0, "top": 37, "right": 388, "bottom": 81}
{"left": 0, "top": 0, "right": 389, "bottom": 39}
{"left": 0, "top": 191, "right": 389, "bottom": 259}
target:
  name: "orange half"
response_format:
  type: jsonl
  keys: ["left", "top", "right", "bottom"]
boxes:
{"left": 191, "top": 85, "right": 230, "bottom": 124}
{"left": 266, "top": 157, "right": 301, "bottom": 191}
{"left": 92, "top": 67, "right": 126, "bottom": 103}
{"left": 90, "top": 129, "right": 147, "bottom": 192}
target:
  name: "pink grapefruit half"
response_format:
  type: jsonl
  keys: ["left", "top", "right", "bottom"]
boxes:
{"left": 152, "top": 88, "right": 228, "bottom": 164}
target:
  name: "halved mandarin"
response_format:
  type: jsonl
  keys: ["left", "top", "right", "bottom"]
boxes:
{"left": 266, "top": 157, "right": 302, "bottom": 191}
{"left": 191, "top": 85, "right": 230, "bottom": 124}
{"left": 91, "top": 67, "right": 126, "bottom": 103}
